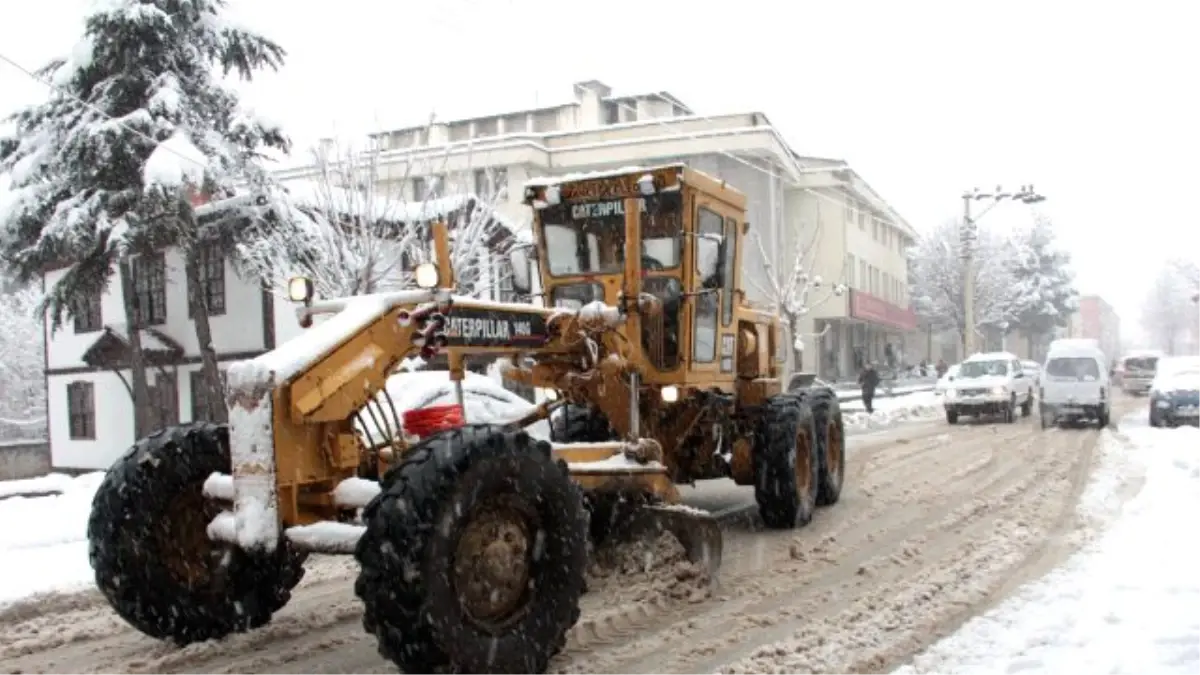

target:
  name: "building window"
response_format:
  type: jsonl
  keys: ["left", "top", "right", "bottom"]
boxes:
{"left": 844, "top": 195, "right": 855, "bottom": 223}
{"left": 847, "top": 254, "right": 857, "bottom": 288}
{"left": 190, "top": 369, "right": 228, "bottom": 422}
{"left": 73, "top": 291, "right": 102, "bottom": 333}
{"left": 151, "top": 373, "right": 179, "bottom": 429}
{"left": 474, "top": 169, "right": 490, "bottom": 198}
{"left": 859, "top": 260, "right": 867, "bottom": 290}
{"left": 474, "top": 118, "right": 498, "bottom": 137}
{"left": 604, "top": 102, "right": 620, "bottom": 124}
{"left": 131, "top": 252, "right": 167, "bottom": 326}
{"left": 492, "top": 168, "right": 508, "bottom": 198}
{"left": 411, "top": 177, "right": 427, "bottom": 201}
{"left": 189, "top": 243, "right": 226, "bottom": 317}
{"left": 67, "top": 381, "right": 95, "bottom": 440}
{"left": 857, "top": 202, "right": 867, "bottom": 227}
{"left": 872, "top": 218, "right": 880, "bottom": 242}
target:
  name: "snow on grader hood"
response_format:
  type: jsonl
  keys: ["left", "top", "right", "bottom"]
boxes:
{"left": 84, "top": 164, "right": 848, "bottom": 674}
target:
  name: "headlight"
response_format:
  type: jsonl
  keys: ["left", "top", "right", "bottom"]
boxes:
{"left": 414, "top": 262, "right": 440, "bottom": 289}
{"left": 287, "top": 276, "right": 314, "bottom": 303}
{"left": 661, "top": 385, "right": 679, "bottom": 403}
{"left": 946, "top": 389, "right": 957, "bottom": 398}
{"left": 992, "top": 386, "right": 1007, "bottom": 395}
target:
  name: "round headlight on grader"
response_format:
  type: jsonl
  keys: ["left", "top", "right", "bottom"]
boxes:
{"left": 85, "top": 163, "right": 847, "bottom": 673}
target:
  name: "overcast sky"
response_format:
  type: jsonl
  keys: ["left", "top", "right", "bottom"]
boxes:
{"left": 2, "top": 0, "right": 1197, "bottom": 342}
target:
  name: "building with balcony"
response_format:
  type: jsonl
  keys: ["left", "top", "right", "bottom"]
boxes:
{"left": 279, "top": 80, "right": 917, "bottom": 381}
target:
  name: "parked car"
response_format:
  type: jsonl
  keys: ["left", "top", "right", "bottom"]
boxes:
{"left": 1149, "top": 356, "right": 1200, "bottom": 428}
{"left": 1039, "top": 341, "right": 1111, "bottom": 429}
{"left": 943, "top": 352, "right": 1036, "bottom": 424}
{"left": 934, "top": 363, "right": 961, "bottom": 396}
{"left": 1021, "top": 360, "right": 1042, "bottom": 387}
{"left": 1119, "top": 350, "right": 1165, "bottom": 395}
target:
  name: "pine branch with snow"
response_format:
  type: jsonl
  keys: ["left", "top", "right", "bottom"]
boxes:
{"left": 0, "top": 280, "right": 47, "bottom": 440}
{"left": 0, "top": 0, "right": 291, "bottom": 327}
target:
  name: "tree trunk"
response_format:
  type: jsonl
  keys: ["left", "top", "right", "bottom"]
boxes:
{"left": 185, "top": 249, "right": 228, "bottom": 423}
{"left": 1027, "top": 331, "right": 1036, "bottom": 361}
{"left": 118, "top": 261, "right": 153, "bottom": 438}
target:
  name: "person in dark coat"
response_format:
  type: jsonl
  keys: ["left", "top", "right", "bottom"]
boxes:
{"left": 936, "top": 358, "right": 949, "bottom": 379}
{"left": 858, "top": 362, "right": 881, "bottom": 414}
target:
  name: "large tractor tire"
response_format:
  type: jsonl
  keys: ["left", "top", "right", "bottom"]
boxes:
{"left": 809, "top": 386, "right": 846, "bottom": 507}
{"left": 753, "top": 392, "right": 820, "bottom": 529}
{"left": 355, "top": 425, "right": 588, "bottom": 674}
{"left": 88, "top": 422, "right": 306, "bottom": 645}
{"left": 550, "top": 403, "right": 617, "bottom": 443}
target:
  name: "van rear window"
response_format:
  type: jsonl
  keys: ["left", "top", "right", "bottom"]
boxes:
{"left": 1046, "top": 357, "right": 1100, "bottom": 379}
{"left": 1124, "top": 357, "right": 1158, "bottom": 371}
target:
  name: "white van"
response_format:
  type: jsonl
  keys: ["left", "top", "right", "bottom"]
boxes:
{"left": 1040, "top": 341, "right": 1111, "bottom": 429}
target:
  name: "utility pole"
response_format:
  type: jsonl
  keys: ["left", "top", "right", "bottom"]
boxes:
{"left": 959, "top": 184, "right": 1046, "bottom": 357}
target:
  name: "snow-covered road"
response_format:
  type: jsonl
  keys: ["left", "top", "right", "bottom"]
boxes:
{"left": 893, "top": 409, "right": 1199, "bottom": 675}
{"left": 0, "top": 394, "right": 1150, "bottom": 674}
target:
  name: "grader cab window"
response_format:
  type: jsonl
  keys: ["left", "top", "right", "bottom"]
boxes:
{"left": 541, "top": 197, "right": 681, "bottom": 276}
{"left": 693, "top": 207, "right": 725, "bottom": 363}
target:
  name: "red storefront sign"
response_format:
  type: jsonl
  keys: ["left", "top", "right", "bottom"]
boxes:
{"left": 849, "top": 290, "right": 917, "bottom": 331}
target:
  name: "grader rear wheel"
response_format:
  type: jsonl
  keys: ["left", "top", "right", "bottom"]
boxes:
{"left": 88, "top": 422, "right": 305, "bottom": 645}
{"left": 810, "top": 388, "right": 846, "bottom": 507}
{"left": 753, "top": 393, "right": 820, "bottom": 528}
{"left": 355, "top": 425, "right": 588, "bottom": 674}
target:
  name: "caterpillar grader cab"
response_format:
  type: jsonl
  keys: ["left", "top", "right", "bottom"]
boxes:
{"left": 85, "top": 163, "right": 846, "bottom": 674}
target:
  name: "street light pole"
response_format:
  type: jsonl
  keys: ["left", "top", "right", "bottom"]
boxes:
{"left": 960, "top": 184, "right": 1046, "bottom": 357}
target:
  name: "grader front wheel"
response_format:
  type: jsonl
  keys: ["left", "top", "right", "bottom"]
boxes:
{"left": 355, "top": 425, "right": 588, "bottom": 674}
{"left": 753, "top": 393, "right": 820, "bottom": 528}
{"left": 87, "top": 422, "right": 306, "bottom": 645}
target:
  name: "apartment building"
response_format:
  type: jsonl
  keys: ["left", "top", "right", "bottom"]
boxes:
{"left": 279, "top": 80, "right": 916, "bottom": 380}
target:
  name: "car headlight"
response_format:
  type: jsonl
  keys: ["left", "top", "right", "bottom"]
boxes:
{"left": 946, "top": 389, "right": 957, "bottom": 399}
{"left": 991, "top": 386, "right": 1007, "bottom": 395}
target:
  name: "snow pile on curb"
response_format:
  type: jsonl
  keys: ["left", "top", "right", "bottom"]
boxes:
{"left": 893, "top": 414, "right": 1200, "bottom": 674}
{"left": 842, "top": 391, "right": 940, "bottom": 432}
{"left": 0, "top": 472, "right": 106, "bottom": 604}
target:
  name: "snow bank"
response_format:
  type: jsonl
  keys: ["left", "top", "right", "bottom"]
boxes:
{"left": 894, "top": 413, "right": 1200, "bottom": 675}
{"left": 0, "top": 472, "right": 105, "bottom": 604}
{"left": 841, "top": 391, "right": 940, "bottom": 432}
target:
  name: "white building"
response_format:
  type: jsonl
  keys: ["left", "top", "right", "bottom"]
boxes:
{"left": 42, "top": 197, "right": 516, "bottom": 471}
{"left": 279, "top": 80, "right": 917, "bottom": 379}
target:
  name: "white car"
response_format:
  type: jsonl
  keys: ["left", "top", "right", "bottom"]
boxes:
{"left": 1039, "top": 341, "right": 1111, "bottom": 429}
{"left": 943, "top": 351, "right": 1036, "bottom": 424}
{"left": 1021, "top": 360, "right": 1042, "bottom": 387}
{"left": 935, "top": 363, "right": 961, "bottom": 396}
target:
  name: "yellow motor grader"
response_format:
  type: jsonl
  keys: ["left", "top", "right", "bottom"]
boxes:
{"left": 85, "top": 163, "right": 846, "bottom": 674}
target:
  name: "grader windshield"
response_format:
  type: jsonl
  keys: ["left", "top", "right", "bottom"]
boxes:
{"left": 539, "top": 197, "right": 683, "bottom": 277}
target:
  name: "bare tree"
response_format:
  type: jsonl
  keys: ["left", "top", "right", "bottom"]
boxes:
{"left": 1142, "top": 257, "right": 1200, "bottom": 355}
{"left": 745, "top": 203, "right": 846, "bottom": 374}
{"left": 235, "top": 140, "right": 516, "bottom": 301}
{"left": 909, "top": 219, "right": 1018, "bottom": 352}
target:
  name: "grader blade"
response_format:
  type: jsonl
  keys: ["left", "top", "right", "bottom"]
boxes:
{"left": 620, "top": 504, "right": 723, "bottom": 580}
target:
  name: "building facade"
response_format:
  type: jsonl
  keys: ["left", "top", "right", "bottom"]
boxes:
{"left": 1063, "top": 294, "right": 1122, "bottom": 363}
{"left": 285, "top": 80, "right": 916, "bottom": 381}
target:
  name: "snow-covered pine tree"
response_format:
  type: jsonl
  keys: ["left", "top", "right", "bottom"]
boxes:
{"left": 1003, "top": 215, "right": 1078, "bottom": 357}
{"left": 0, "top": 0, "right": 290, "bottom": 431}
{"left": 908, "top": 219, "right": 1018, "bottom": 354}
{"left": 0, "top": 280, "right": 46, "bottom": 440}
